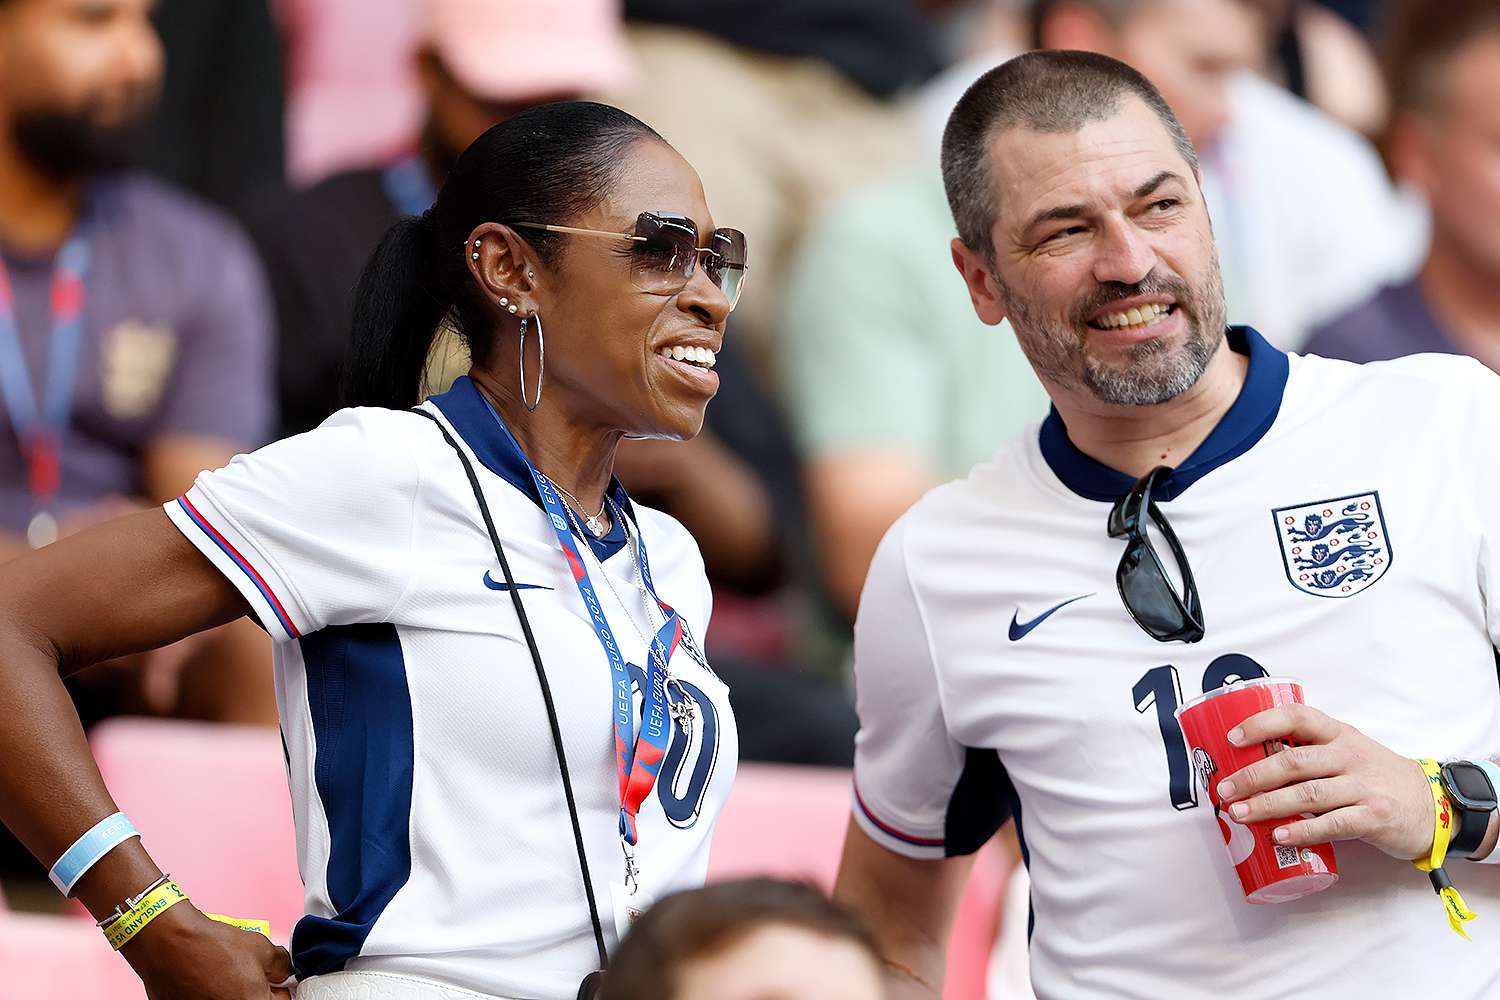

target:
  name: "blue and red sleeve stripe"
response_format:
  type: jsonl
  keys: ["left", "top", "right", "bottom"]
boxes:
{"left": 176, "top": 495, "right": 301, "bottom": 639}
{"left": 853, "top": 782, "right": 945, "bottom": 849}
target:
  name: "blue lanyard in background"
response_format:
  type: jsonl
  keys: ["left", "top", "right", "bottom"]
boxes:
{"left": 0, "top": 228, "right": 92, "bottom": 510}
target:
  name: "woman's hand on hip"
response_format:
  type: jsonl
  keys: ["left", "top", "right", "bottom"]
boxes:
{"left": 124, "top": 902, "right": 294, "bottom": 999}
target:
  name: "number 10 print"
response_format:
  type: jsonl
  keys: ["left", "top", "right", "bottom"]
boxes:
{"left": 1134, "top": 655, "right": 1269, "bottom": 809}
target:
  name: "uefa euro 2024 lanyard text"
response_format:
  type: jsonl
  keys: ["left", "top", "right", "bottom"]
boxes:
{"left": 481, "top": 395, "right": 699, "bottom": 896}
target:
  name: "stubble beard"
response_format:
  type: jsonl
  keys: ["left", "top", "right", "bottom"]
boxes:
{"left": 998, "top": 257, "right": 1229, "bottom": 407}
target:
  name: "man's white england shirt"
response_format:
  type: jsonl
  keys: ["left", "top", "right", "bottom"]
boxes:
{"left": 164, "top": 376, "right": 738, "bottom": 999}
{"left": 852, "top": 328, "right": 1500, "bottom": 998}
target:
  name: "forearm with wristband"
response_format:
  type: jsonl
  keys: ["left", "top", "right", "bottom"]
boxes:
{"left": 1411, "top": 758, "right": 1500, "bottom": 939}
{"left": 49, "top": 812, "right": 271, "bottom": 951}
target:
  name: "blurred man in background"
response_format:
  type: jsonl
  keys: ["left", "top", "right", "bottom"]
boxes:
{"left": 0, "top": 0, "right": 274, "bottom": 722}
{"left": 1306, "top": 0, "right": 1500, "bottom": 373}
{"left": 780, "top": 0, "right": 1419, "bottom": 634}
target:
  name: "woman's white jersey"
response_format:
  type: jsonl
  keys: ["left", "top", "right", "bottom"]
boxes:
{"left": 165, "top": 376, "right": 737, "bottom": 999}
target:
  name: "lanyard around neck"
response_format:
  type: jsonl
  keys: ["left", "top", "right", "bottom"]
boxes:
{"left": 0, "top": 228, "right": 92, "bottom": 506}
{"left": 477, "top": 396, "right": 683, "bottom": 855}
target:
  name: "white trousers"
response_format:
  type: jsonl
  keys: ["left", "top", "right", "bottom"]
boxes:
{"left": 296, "top": 970, "right": 516, "bottom": 1000}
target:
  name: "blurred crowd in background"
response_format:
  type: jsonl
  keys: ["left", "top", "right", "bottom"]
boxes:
{"left": 0, "top": 0, "right": 1495, "bottom": 802}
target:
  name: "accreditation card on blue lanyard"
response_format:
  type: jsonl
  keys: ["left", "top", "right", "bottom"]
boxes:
{"left": 477, "top": 398, "right": 685, "bottom": 898}
{"left": 0, "top": 228, "right": 91, "bottom": 549}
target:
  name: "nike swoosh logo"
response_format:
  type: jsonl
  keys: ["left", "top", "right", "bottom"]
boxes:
{"left": 1008, "top": 593, "right": 1094, "bottom": 641}
{"left": 482, "top": 571, "right": 553, "bottom": 592}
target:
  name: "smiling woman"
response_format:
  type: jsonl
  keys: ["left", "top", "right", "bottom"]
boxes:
{"left": 0, "top": 101, "right": 745, "bottom": 1000}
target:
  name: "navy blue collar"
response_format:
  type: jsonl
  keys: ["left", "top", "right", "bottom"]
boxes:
{"left": 428, "top": 375, "right": 631, "bottom": 560}
{"left": 1038, "top": 326, "right": 1289, "bottom": 503}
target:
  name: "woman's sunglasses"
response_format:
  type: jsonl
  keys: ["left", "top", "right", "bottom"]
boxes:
{"left": 508, "top": 211, "right": 748, "bottom": 311}
{"left": 1107, "top": 465, "right": 1205, "bottom": 643}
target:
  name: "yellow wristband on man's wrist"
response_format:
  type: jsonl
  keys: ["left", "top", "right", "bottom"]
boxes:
{"left": 102, "top": 880, "right": 188, "bottom": 951}
{"left": 1415, "top": 758, "right": 1477, "bottom": 939}
{"left": 1415, "top": 758, "right": 1454, "bottom": 872}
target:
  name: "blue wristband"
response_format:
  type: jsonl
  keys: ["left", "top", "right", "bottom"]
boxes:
{"left": 48, "top": 812, "right": 139, "bottom": 895}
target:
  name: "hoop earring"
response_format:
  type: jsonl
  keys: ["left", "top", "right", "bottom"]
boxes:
{"left": 519, "top": 313, "right": 545, "bottom": 411}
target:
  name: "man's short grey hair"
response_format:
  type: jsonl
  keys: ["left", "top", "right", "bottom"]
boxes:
{"left": 940, "top": 50, "right": 1200, "bottom": 265}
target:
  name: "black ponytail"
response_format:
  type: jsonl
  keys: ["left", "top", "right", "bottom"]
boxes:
{"left": 342, "top": 214, "right": 448, "bottom": 409}
{"left": 342, "top": 101, "right": 664, "bottom": 410}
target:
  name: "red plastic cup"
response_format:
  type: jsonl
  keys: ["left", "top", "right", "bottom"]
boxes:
{"left": 1176, "top": 677, "right": 1339, "bottom": 903}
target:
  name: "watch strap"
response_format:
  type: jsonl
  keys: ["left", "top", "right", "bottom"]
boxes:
{"left": 1468, "top": 760, "right": 1500, "bottom": 863}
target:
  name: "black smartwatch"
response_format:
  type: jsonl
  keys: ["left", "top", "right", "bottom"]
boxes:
{"left": 1439, "top": 760, "right": 1498, "bottom": 858}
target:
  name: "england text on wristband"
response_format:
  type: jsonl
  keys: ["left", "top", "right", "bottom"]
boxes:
{"left": 102, "top": 881, "right": 188, "bottom": 951}
{"left": 48, "top": 812, "right": 140, "bottom": 896}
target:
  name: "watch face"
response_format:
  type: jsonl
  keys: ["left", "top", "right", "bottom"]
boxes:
{"left": 1446, "top": 762, "right": 1496, "bottom": 805}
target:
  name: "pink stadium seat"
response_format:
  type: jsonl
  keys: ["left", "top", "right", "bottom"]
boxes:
{"left": 0, "top": 911, "right": 145, "bottom": 998}
{"left": 708, "top": 764, "right": 1010, "bottom": 1000}
{"left": 87, "top": 718, "right": 304, "bottom": 943}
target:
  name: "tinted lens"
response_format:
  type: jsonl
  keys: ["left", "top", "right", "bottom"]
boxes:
{"left": 1117, "top": 539, "right": 1189, "bottom": 638}
{"left": 630, "top": 213, "right": 698, "bottom": 292}
{"left": 1110, "top": 467, "right": 1203, "bottom": 643}
{"left": 1142, "top": 508, "right": 1187, "bottom": 597}
{"left": 706, "top": 228, "right": 748, "bottom": 309}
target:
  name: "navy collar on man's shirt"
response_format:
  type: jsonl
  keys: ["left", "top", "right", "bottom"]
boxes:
{"left": 428, "top": 375, "right": 630, "bottom": 559}
{"left": 1039, "top": 325, "right": 1290, "bottom": 503}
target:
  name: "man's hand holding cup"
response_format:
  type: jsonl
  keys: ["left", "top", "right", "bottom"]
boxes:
{"left": 1215, "top": 701, "right": 1435, "bottom": 862}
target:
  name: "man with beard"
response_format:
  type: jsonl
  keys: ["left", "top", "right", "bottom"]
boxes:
{"left": 0, "top": 0, "right": 273, "bottom": 720}
{"left": 243, "top": 0, "right": 633, "bottom": 438}
{"left": 834, "top": 51, "right": 1500, "bottom": 998}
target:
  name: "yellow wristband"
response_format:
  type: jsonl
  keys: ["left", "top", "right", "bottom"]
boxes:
{"left": 204, "top": 913, "right": 271, "bottom": 939}
{"left": 1414, "top": 758, "right": 1478, "bottom": 939}
{"left": 102, "top": 881, "right": 187, "bottom": 951}
{"left": 1414, "top": 758, "right": 1454, "bottom": 872}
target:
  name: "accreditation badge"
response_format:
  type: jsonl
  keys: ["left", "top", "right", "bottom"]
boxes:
{"left": 610, "top": 881, "right": 653, "bottom": 942}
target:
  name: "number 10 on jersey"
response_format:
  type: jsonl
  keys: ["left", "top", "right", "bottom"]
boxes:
{"left": 1133, "top": 654, "right": 1269, "bottom": 810}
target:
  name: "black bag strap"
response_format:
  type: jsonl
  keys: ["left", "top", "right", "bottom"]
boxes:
{"left": 410, "top": 408, "right": 610, "bottom": 976}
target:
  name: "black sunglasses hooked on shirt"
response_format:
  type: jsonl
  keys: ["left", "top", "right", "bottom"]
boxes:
{"left": 1107, "top": 466, "right": 1206, "bottom": 643}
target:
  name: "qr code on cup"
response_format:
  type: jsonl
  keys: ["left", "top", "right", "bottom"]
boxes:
{"left": 1274, "top": 844, "right": 1301, "bottom": 870}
